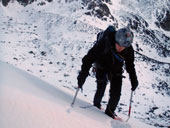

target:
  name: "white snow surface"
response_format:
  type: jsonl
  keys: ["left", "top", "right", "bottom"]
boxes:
{"left": 0, "top": 61, "right": 153, "bottom": 128}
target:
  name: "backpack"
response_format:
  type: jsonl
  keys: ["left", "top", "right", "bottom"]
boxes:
{"left": 96, "top": 25, "right": 116, "bottom": 43}
{"left": 95, "top": 26, "right": 116, "bottom": 54}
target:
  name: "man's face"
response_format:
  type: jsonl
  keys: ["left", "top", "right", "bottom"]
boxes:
{"left": 115, "top": 43, "right": 126, "bottom": 53}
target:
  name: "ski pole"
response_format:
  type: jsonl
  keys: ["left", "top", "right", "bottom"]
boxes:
{"left": 71, "top": 87, "right": 80, "bottom": 107}
{"left": 126, "top": 90, "right": 133, "bottom": 122}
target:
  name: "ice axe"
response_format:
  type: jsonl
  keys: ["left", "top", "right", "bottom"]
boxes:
{"left": 71, "top": 87, "right": 80, "bottom": 107}
{"left": 126, "top": 90, "right": 133, "bottom": 122}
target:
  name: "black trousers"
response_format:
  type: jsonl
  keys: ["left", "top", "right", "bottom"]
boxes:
{"left": 93, "top": 68, "right": 123, "bottom": 114}
{"left": 106, "top": 74, "right": 122, "bottom": 114}
{"left": 93, "top": 68, "right": 108, "bottom": 107}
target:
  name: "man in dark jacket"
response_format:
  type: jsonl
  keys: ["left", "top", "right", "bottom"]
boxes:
{"left": 77, "top": 26, "right": 138, "bottom": 119}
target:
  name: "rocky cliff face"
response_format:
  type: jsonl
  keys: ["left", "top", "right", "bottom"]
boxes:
{"left": 81, "top": 0, "right": 170, "bottom": 59}
{"left": 1, "top": 0, "right": 52, "bottom": 6}
{"left": 1, "top": 0, "right": 169, "bottom": 32}
{"left": 155, "top": 9, "right": 170, "bottom": 31}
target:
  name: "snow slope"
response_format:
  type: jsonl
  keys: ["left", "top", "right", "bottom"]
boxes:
{"left": 0, "top": 61, "right": 154, "bottom": 128}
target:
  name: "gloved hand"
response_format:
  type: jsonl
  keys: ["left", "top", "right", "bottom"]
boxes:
{"left": 92, "top": 67, "right": 96, "bottom": 73}
{"left": 91, "top": 67, "right": 96, "bottom": 77}
{"left": 77, "top": 72, "right": 87, "bottom": 88}
{"left": 131, "top": 78, "right": 138, "bottom": 91}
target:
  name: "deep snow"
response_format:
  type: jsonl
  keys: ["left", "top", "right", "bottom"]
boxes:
{"left": 0, "top": 60, "right": 155, "bottom": 128}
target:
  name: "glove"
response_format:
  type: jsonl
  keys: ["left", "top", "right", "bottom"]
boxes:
{"left": 77, "top": 72, "right": 87, "bottom": 88}
{"left": 131, "top": 78, "right": 138, "bottom": 91}
{"left": 92, "top": 67, "right": 96, "bottom": 73}
{"left": 91, "top": 67, "right": 96, "bottom": 77}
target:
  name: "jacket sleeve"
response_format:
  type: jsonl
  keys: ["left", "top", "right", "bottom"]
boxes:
{"left": 77, "top": 41, "right": 104, "bottom": 88}
{"left": 125, "top": 47, "right": 138, "bottom": 85}
{"left": 80, "top": 43, "right": 102, "bottom": 77}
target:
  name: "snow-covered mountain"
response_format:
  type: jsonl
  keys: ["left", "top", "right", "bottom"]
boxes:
{"left": 0, "top": 0, "right": 169, "bottom": 127}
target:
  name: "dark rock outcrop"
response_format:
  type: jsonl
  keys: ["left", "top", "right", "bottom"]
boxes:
{"left": 155, "top": 9, "right": 170, "bottom": 31}
{"left": 1, "top": 0, "right": 52, "bottom": 6}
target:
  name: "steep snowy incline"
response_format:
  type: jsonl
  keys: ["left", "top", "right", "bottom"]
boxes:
{"left": 0, "top": 60, "right": 136, "bottom": 128}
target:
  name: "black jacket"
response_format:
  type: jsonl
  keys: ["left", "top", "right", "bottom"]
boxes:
{"left": 79, "top": 32, "right": 138, "bottom": 85}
